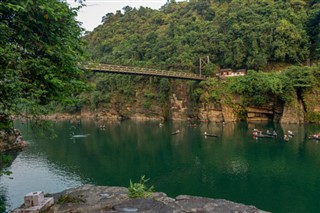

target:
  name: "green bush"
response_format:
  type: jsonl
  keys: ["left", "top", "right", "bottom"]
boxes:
{"left": 306, "top": 112, "right": 320, "bottom": 123}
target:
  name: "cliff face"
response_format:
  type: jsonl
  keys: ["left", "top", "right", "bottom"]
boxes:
{"left": 280, "top": 93, "right": 305, "bottom": 124}
{"left": 198, "top": 103, "right": 224, "bottom": 122}
{"left": 75, "top": 80, "right": 319, "bottom": 124}
{"left": 169, "top": 81, "right": 191, "bottom": 121}
{"left": 303, "top": 86, "right": 320, "bottom": 123}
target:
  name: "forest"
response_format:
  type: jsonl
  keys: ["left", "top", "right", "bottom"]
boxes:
{"left": 80, "top": 0, "right": 320, "bottom": 122}
{"left": 86, "top": 0, "right": 319, "bottom": 69}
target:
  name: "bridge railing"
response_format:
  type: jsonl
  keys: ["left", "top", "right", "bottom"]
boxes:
{"left": 82, "top": 63, "right": 206, "bottom": 81}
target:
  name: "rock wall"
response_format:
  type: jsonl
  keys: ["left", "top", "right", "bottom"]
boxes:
{"left": 198, "top": 103, "right": 224, "bottom": 122}
{"left": 49, "top": 81, "right": 319, "bottom": 124}
{"left": 280, "top": 93, "right": 305, "bottom": 124}
{"left": 81, "top": 80, "right": 193, "bottom": 122}
{"left": 246, "top": 101, "right": 283, "bottom": 123}
{"left": 170, "top": 80, "right": 191, "bottom": 121}
{"left": 303, "top": 87, "right": 320, "bottom": 123}
{"left": 170, "top": 93, "right": 188, "bottom": 121}
{"left": 221, "top": 105, "right": 237, "bottom": 122}
{"left": 246, "top": 105, "right": 274, "bottom": 122}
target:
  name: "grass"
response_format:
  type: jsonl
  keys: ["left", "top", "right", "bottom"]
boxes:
{"left": 57, "top": 194, "right": 85, "bottom": 204}
{"left": 128, "top": 175, "right": 154, "bottom": 199}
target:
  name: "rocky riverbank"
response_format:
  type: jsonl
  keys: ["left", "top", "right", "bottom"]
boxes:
{"left": 0, "top": 129, "right": 26, "bottom": 152}
{"left": 28, "top": 184, "right": 268, "bottom": 213}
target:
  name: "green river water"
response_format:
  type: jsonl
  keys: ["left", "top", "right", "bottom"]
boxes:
{"left": 1, "top": 120, "right": 320, "bottom": 212}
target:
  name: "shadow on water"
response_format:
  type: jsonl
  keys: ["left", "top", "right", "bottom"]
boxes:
{"left": 1, "top": 120, "right": 320, "bottom": 212}
{"left": 0, "top": 184, "right": 6, "bottom": 213}
{"left": 0, "top": 151, "right": 20, "bottom": 213}
{"left": 0, "top": 194, "right": 5, "bottom": 213}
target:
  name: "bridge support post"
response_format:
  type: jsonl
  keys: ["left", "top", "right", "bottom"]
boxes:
{"left": 199, "top": 56, "right": 210, "bottom": 77}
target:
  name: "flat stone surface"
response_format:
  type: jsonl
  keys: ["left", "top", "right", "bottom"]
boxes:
{"left": 113, "top": 198, "right": 175, "bottom": 212}
{"left": 43, "top": 185, "right": 268, "bottom": 213}
{"left": 176, "top": 195, "right": 267, "bottom": 213}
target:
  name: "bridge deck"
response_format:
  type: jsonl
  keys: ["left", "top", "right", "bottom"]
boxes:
{"left": 82, "top": 63, "right": 206, "bottom": 81}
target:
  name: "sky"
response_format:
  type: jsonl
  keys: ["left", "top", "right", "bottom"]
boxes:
{"left": 66, "top": 0, "right": 178, "bottom": 31}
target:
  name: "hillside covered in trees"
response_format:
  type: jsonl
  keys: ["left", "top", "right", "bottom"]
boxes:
{"left": 79, "top": 0, "right": 320, "bottom": 123}
{"left": 86, "top": 0, "right": 319, "bottom": 69}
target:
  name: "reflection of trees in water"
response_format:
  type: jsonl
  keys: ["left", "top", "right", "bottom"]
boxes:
{"left": 0, "top": 151, "right": 19, "bottom": 213}
{"left": 0, "top": 166, "right": 9, "bottom": 213}
{"left": 0, "top": 193, "right": 6, "bottom": 213}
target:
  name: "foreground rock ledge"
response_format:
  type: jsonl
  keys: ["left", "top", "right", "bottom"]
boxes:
{"left": 44, "top": 184, "right": 268, "bottom": 213}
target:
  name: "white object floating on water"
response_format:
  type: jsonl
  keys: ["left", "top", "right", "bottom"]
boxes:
{"left": 72, "top": 134, "right": 90, "bottom": 138}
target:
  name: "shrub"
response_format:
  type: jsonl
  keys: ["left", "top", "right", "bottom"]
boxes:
{"left": 128, "top": 176, "right": 154, "bottom": 198}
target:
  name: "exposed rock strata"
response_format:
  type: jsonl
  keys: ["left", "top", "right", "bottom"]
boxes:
{"left": 280, "top": 94, "right": 305, "bottom": 124}
{"left": 47, "top": 184, "right": 268, "bottom": 213}
{"left": 170, "top": 93, "right": 188, "bottom": 121}
{"left": 303, "top": 87, "right": 320, "bottom": 123}
{"left": 40, "top": 81, "right": 319, "bottom": 123}
{"left": 221, "top": 105, "right": 237, "bottom": 122}
{"left": 246, "top": 106, "right": 273, "bottom": 122}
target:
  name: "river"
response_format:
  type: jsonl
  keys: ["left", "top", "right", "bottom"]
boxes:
{"left": 1, "top": 120, "right": 320, "bottom": 212}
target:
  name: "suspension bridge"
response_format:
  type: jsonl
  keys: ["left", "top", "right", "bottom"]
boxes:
{"left": 82, "top": 63, "right": 207, "bottom": 81}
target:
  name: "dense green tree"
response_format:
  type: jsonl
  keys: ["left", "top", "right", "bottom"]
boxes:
{"left": 306, "top": 1, "right": 320, "bottom": 60}
{"left": 0, "top": 0, "right": 86, "bottom": 131}
{"left": 213, "top": 0, "right": 310, "bottom": 69}
{"left": 226, "top": 65, "right": 319, "bottom": 107}
{"left": 86, "top": 0, "right": 314, "bottom": 71}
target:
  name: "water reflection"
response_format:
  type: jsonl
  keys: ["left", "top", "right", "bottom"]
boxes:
{"left": 0, "top": 186, "right": 7, "bottom": 213}
{"left": 225, "top": 158, "right": 248, "bottom": 176}
{"left": 1, "top": 120, "right": 320, "bottom": 212}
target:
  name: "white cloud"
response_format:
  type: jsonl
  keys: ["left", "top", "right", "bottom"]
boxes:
{"left": 66, "top": 0, "right": 174, "bottom": 31}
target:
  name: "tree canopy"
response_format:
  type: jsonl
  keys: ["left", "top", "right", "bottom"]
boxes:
{"left": 0, "top": 0, "right": 86, "bottom": 130}
{"left": 85, "top": 0, "right": 319, "bottom": 70}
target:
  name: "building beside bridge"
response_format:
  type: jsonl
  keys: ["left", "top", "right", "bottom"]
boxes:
{"left": 218, "top": 68, "right": 247, "bottom": 78}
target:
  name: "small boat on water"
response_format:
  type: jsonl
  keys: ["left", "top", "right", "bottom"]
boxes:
{"left": 288, "top": 130, "right": 294, "bottom": 137}
{"left": 204, "top": 132, "right": 218, "bottom": 137}
{"left": 265, "top": 130, "right": 277, "bottom": 137}
{"left": 308, "top": 134, "right": 320, "bottom": 140}
{"left": 171, "top": 130, "right": 180, "bottom": 135}
{"left": 253, "top": 131, "right": 273, "bottom": 138}
{"left": 253, "top": 134, "right": 273, "bottom": 138}
{"left": 284, "top": 134, "right": 290, "bottom": 142}
{"left": 72, "top": 134, "right": 90, "bottom": 138}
